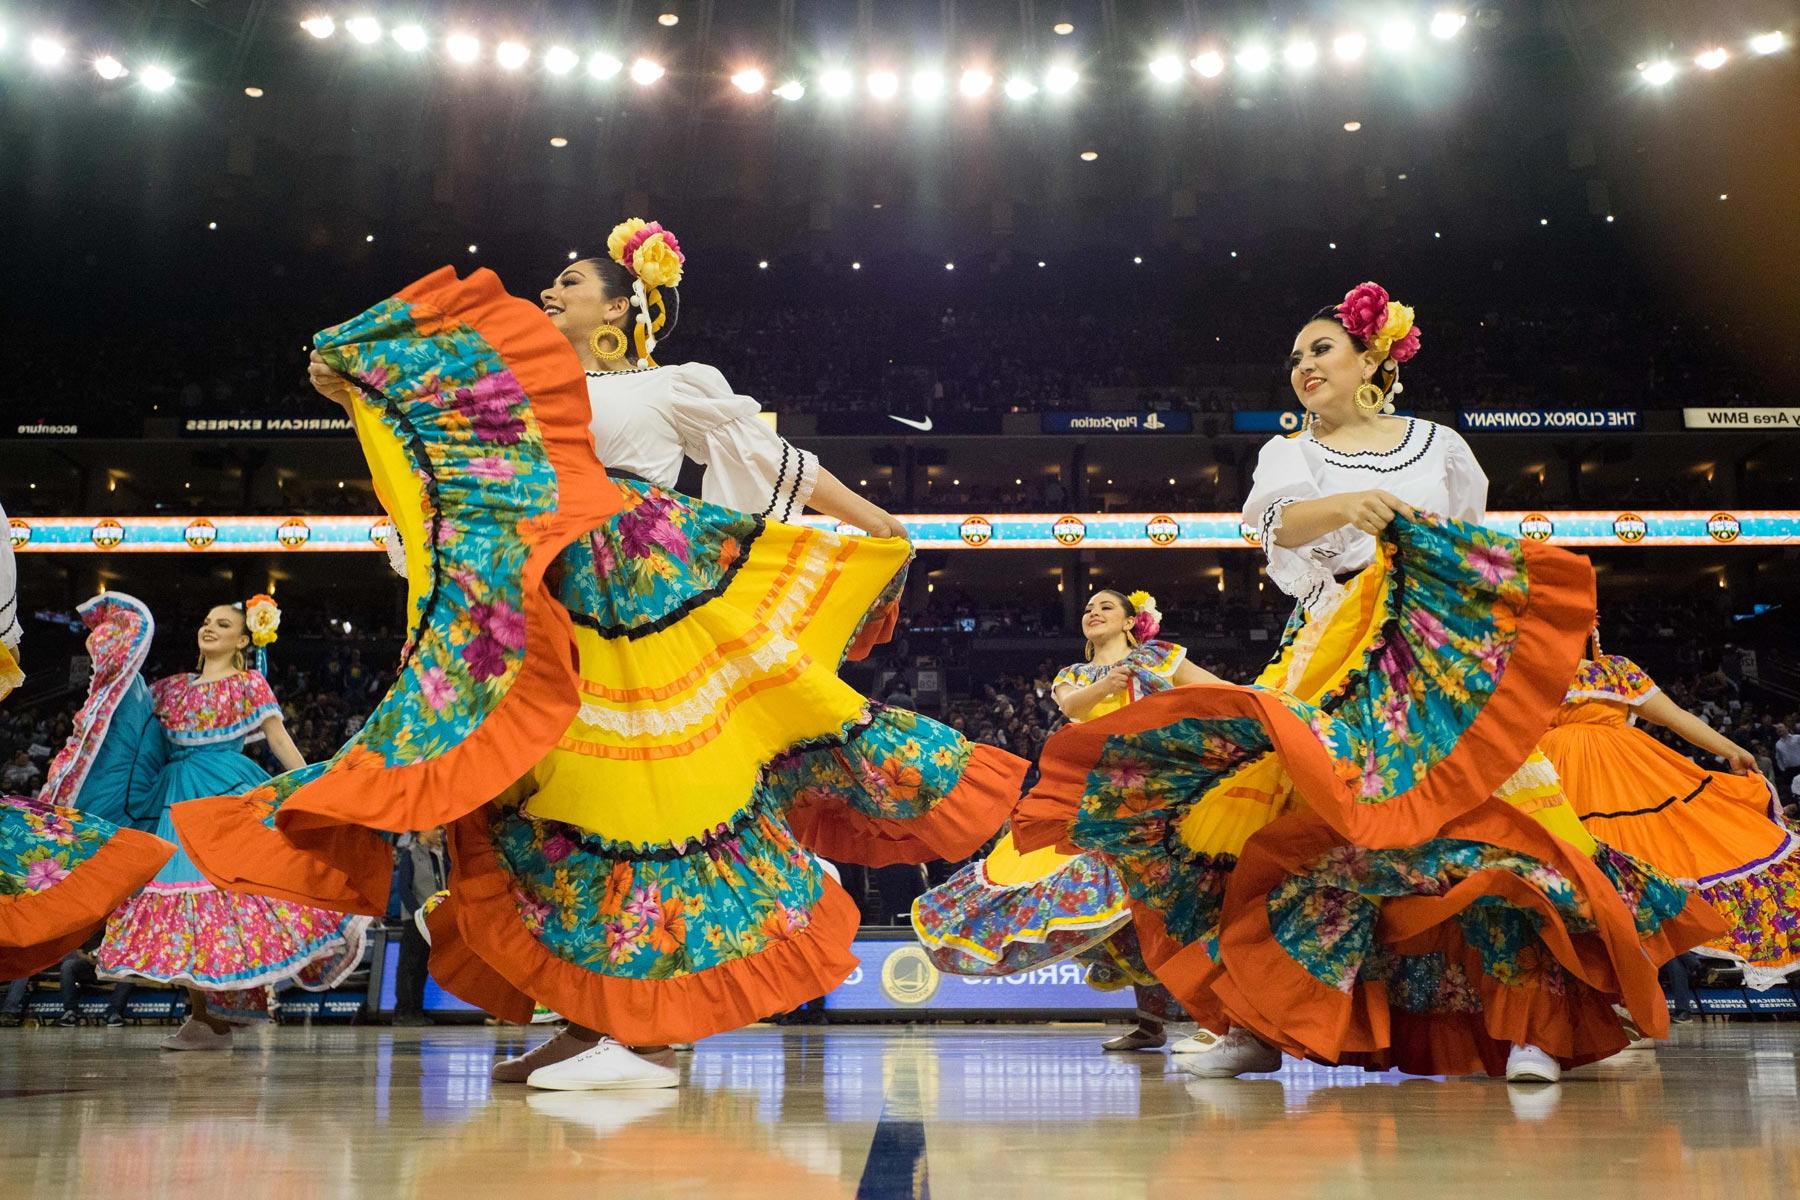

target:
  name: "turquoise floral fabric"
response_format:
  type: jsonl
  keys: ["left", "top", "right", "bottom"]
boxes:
{"left": 493, "top": 801, "right": 824, "bottom": 980}
{"left": 0, "top": 796, "right": 132, "bottom": 899}
{"left": 553, "top": 479, "right": 760, "bottom": 634}
{"left": 309, "top": 294, "right": 560, "bottom": 774}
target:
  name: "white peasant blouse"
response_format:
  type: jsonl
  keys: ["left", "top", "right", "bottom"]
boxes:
{"left": 585, "top": 363, "right": 819, "bottom": 522}
{"left": 1242, "top": 417, "right": 1488, "bottom": 609}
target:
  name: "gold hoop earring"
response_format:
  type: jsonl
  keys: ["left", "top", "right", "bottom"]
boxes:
{"left": 1083, "top": 640, "right": 1094, "bottom": 662}
{"left": 1354, "top": 382, "right": 1386, "bottom": 412}
{"left": 232, "top": 649, "right": 246, "bottom": 672}
{"left": 588, "top": 324, "right": 629, "bottom": 364}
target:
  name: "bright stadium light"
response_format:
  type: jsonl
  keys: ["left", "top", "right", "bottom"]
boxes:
{"left": 1430, "top": 11, "right": 1468, "bottom": 40}
{"left": 141, "top": 64, "right": 175, "bottom": 91}
{"left": 1379, "top": 18, "right": 1418, "bottom": 52}
{"left": 1333, "top": 32, "right": 1367, "bottom": 62}
{"left": 1640, "top": 60, "right": 1676, "bottom": 85}
{"left": 910, "top": 67, "right": 946, "bottom": 101}
{"left": 867, "top": 70, "right": 900, "bottom": 100}
{"left": 1148, "top": 54, "right": 1184, "bottom": 84}
{"left": 300, "top": 15, "right": 336, "bottom": 39}
{"left": 345, "top": 16, "right": 382, "bottom": 45}
{"left": 496, "top": 41, "right": 531, "bottom": 70}
{"left": 1191, "top": 49, "right": 1225, "bottom": 77}
{"left": 773, "top": 79, "right": 806, "bottom": 101}
{"left": 1003, "top": 74, "right": 1038, "bottom": 100}
{"left": 587, "top": 52, "right": 623, "bottom": 79}
{"left": 958, "top": 68, "right": 993, "bottom": 98}
{"left": 731, "top": 67, "right": 766, "bottom": 93}
{"left": 544, "top": 46, "right": 579, "bottom": 75}
{"left": 1694, "top": 47, "right": 1728, "bottom": 70}
{"left": 821, "top": 67, "right": 855, "bottom": 97}
{"left": 446, "top": 33, "right": 481, "bottom": 64}
{"left": 1284, "top": 40, "right": 1319, "bottom": 70}
{"left": 93, "top": 54, "right": 128, "bottom": 80}
{"left": 1749, "top": 31, "right": 1786, "bottom": 55}
{"left": 1044, "top": 63, "right": 1079, "bottom": 94}
{"left": 392, "top": 24, "right": 428, "bottom": 52}
{"left": 630, "top": 57, "right": 665, "bottom": 85}
{"left": 29, "top": 36, "right": 67, "bottom": 67}
{"left": 1236, "top": 44, "right": 1272, "bottom": 73}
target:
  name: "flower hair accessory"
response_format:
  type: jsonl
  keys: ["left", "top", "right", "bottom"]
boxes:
{"left": 605, "top": 217, "right": 685, "bottom": 367}
{"left": 244, "top": 593, "right": 281, "bottom": 648}
{"left": 1337, "top": 281, "right": 1422, "bottom": 365}
{"left": 1126, "top": 590, "right": 1162, "bottom": 641}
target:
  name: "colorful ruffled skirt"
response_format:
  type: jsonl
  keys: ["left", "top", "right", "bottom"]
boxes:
{"left": 1542, "top": 715, "right": 1800, "bottom": 988}
{"left": 911, "top": 832, "right": 1132, "bottom": 976}
{"left": 1016, "top": 514, "right": 1723, "bottom": 1075}
{"left": 173, "top": 267, "right": 1021, "bottom": 1045}
{"left": 96, "top": 744, "right": 370, "bottom": 1010}
{"left": 0, "top": 794, "right": 173, "bottom": 978}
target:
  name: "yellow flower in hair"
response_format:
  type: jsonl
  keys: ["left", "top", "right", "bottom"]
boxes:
{"left": 631, "top": 233, "right": 685, "bottom": 290}
{"left": 606, "top": 218, "right": 648, "bottom": 265}
{"left": 1127, "top": 590, "right": 1156, "bottom": 612}
{"left": 1372, "top": 302, "right": 1415, "bottom": 355}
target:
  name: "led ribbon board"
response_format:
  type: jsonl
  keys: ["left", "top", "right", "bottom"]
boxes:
{"left": 8, "top": 511, "right": 1795, "bottom": 553}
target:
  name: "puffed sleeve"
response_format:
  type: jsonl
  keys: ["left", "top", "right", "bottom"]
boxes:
{"left": 1241, "top": 436, "right": 1353, "bottom": 607}
{"left": 1441, "top": 427, "right": 1490, "bottom": 522}
{"left": 1051, "top": 662, "right": 1086, "bottom": 693}
{"left": 665, "top": 364, "right": 820, "bottom": 522}
{"left": 0, "top": 499, "right": 18, "bottom": 654}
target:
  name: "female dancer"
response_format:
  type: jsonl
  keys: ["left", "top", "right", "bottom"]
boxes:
{"left": 1542, "top": 637, "right": 1798, "bottom": 987}
{"left": 177, "top": 222, "right": 1022, "bottom": 1089}
{"left": 1, "top": 517, "right": 174, "bottom": 983}
{"left": 91, "top": 595, "right": 370, "bottom": 1048}
{"left": 913, "top": 589, "right": 1216, "bottom": 1051}
{"left": 1016, "top": 282, "right": 1719, "bottom": 1083}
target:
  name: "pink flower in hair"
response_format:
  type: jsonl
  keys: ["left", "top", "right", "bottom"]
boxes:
{"left": 1131, "top": 610, "right": 1161, "bottom": 642}
{"left": 1336, "top": 282, "right": 1391, "bottom": 343}
{"left": 1388, "top": 323, "right": 1422, "bottom": 364}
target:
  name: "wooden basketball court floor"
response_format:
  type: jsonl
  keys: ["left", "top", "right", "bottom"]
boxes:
{"left": 1, "top": 1022, "right": 1796, "bottom": 1198}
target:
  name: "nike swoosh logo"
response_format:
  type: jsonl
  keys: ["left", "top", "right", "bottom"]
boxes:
{"left": 888, "top": 414, "right": 934, "bottom": 432}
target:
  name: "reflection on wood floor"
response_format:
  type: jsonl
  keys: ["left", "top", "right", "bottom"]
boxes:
{"left": 1, "top": 1023, "right": 1797, "bottom": 1199}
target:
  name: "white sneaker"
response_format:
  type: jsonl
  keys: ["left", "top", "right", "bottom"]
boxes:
{"left": 526, "top": 1038, "right": 681, "bottom": 1091}
{"left": 1177, "top": 1028, "right": 1283, "bottom": 1078}
{"left": 1504, "top": 1044, "right": 1561, "bottom": 1083}
{"left": 1170, "top": 1033, "right": 1211, "bottom": 1054}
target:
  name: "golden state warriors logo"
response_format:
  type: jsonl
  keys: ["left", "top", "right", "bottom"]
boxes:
{"left": 1240, "top": 521, "right": 1261, "bottom": 546}
{"left": 91, "top": 519, "right": 124, "bottom": 550}
{"left": 184, "top": 519, "right": 217, "bottom": 550}
{"left": 1278, "top": 410, "right": 1303, "bottom": 432}
{"left": 1707, "top": 512, "right": 1741, "bottom": 544}
{"left": 1612, "top": 513, "right": 1646, "bottom": 544}
{"left": 1519, "top": 513, "right": 1553, "bottom": 542}
{"left": 1052, "top": 515, "right": 1086, "bottom": 546}
{"left": 370, "top": 518, "right": 394, "bottom": 548}
{"left": 7, "top": 519, "right": 28, "bottom": 551}
{"left": 879, "top": 945, "right": 942, "bottom": 1006}
{"left": 959, "top": 516, "right": 992, "bottom": 547}
{"left": 1146, "top": 515, "right": 1181, "bottom": 547}
{"left": 277, "top": 518, "right": 311, "bottom": 549}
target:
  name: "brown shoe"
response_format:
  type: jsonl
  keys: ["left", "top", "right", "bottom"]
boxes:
{"left": 493, "top": 1030, "right": 595, "bottom": 1083}
{"left": 160, "top": 1017, "right": 234, "bottom": 1052}
{"left": 1101, "top": 1026, "right": 1167, "bottom": 1052}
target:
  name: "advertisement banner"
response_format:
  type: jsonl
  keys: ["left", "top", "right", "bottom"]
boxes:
{"left": 181, "top": 416, "right": 354, "bottom": 437}
{"left": 8, "top": 422, "right": 85, "bottom": 438}
{"left": 813, "top": 411, "right": 1002, "bottom": 436}
{"left": 820, "top": 940, "right": 1134, "bottom": 1014}
{"left": 1682, "top": 407, "right": 1800, "bottom": 430}
{"left": 1039, "top": 411, "right": 1193, "bottom": 434}
{"left": 1231, "top": 410, "right": 1307, "bottom": 434}
{"left": 1458, "top": 408, "right": 1641, "bottom": 433}
{"left": 12, "top": 510, "right": 1799, "bottom": 553}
